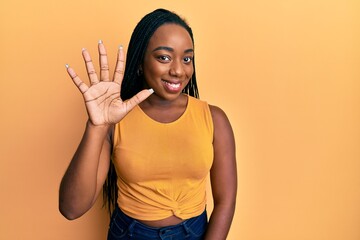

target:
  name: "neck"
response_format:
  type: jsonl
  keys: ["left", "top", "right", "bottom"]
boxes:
{"left": 142, "top": 93, "right": 186, "bottom": 108}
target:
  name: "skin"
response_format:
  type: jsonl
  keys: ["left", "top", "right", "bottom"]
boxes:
{"left": 59, "top": 23, "right": 237, "bottom": 240}
{"left": 59, "top": 43, "right": 153, "bottom": 220}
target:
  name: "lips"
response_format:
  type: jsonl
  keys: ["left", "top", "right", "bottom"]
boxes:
{"left": 162, "top": 80, "right": 181, "bottom": 92}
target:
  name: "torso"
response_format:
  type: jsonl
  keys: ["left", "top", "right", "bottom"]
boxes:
{"left": 113, "top": 94, "right": 213, "bottom": 227}
{"left": 135, "top": 94, "right": 188, "bottom": 227}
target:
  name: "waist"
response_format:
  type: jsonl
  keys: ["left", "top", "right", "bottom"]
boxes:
{"left": 113, "top": 205, "right": 207, "bottom": 229}
{"left": 108, "top": 206, "right": 208, "bottom": 239}
{"left": 138, "top": 215, "right": 185, "bottom": 228}
{"left": 116, "top": 179, "right": 208, "bottom": 221}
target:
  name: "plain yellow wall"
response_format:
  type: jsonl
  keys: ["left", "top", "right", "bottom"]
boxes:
{"left": 1, "top": 0, "right": 359, "bottom": 239}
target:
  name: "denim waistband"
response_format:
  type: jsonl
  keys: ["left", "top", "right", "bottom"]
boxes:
{"left": 110, "top": 206, "right": 207, "bottom": 239}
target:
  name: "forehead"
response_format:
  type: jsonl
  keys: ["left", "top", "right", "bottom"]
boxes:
{"left": 148, "top": 23, "right": 193, "bottom": 49}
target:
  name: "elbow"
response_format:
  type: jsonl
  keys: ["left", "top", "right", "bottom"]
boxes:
{"left": 59, "top": 205, "right": 79, "bottom": 220}
{"left": 58, "top": 188, "right": 89, "bottom": 220}
{"left": 58, "top": 189, "right": 93, "bottom": 220}
{"left": 58, "top": 200, "right": 84, "bottom": 220}
{"left": 59, "top": 210, "right": 77, "bottom": 221}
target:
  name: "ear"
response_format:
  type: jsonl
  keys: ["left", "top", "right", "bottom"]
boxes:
{"left": 137, "top": 65, "right": 143, "bottom": 76}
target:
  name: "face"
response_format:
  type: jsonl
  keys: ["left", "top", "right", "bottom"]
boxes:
{"left": 142, "top": 23, "right": 194, "bottom": 101}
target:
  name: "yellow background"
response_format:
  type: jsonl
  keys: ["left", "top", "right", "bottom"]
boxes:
{"left": 1, "top": 0, "right": 359, "bottom": 239}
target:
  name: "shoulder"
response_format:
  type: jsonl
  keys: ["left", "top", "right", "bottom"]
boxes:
{"left": 187, "top": 96, "right": 212, "bottom": 115}
{"left": 209, "top": 105, "right": 230, "bottom": 126}
{"left": 208, "top": 105, "right": 234, "bottom": 141}
{"left": 187, "top": 95, "right": 207, "bottom": 105}
{"left": 187, "top": 97, "right": 232, "bottom": 130}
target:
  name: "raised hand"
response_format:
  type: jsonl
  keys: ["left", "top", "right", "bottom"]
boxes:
{"left": 66, "top": 41, "right": 153, "bottom": 126}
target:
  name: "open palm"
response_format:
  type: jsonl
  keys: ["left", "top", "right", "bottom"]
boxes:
{"left": 66, "top": 42, "right": 153, "bottom": 125}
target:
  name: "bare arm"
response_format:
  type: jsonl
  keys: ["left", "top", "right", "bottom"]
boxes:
{"left": 59, "top": 122, "right": 112, "bottom": 220}
{"left": 58, "top": 42, "right": 153, "bottom": 220}
{"left": 205, "top": 105, "right": 237, "bottom": 240}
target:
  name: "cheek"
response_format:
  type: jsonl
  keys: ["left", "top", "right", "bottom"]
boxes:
{"left": 145, "top": 61, "right": 167, "bottom": 77}
{"left": 185, "top": 65, "right": 194, "bottom": 78}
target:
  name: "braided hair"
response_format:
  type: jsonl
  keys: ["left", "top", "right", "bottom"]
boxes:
{"left": 103, "top": 8, "right": 200, "bottom": 215}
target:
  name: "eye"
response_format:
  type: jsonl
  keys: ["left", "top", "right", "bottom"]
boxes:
{"left": 183, "top": 57, "right": 193, "bottom": 63}
{"left": 157, "top": 55, "right": 171, "bottom": 62}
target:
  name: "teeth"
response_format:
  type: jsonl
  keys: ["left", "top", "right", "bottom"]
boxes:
{"left": 164, "top": 81, "right": 180, "bottom": 88}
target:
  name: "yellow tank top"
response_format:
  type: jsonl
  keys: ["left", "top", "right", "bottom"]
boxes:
{"left": 112, "top": 95, "right": 214, "bottom": 221}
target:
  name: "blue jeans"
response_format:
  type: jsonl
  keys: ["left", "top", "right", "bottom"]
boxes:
{"left": 107, "top": 206, "right": 208, "bottom": 240}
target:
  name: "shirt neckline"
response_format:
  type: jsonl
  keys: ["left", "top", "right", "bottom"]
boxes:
{"left": 135, "top": 94, "right": 191, "bottom": 125}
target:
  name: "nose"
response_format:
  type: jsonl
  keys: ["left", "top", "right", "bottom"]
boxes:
{"left": 169, "top": 59, "right": 184, "bottom": 77}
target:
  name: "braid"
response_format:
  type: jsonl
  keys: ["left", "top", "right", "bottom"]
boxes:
{"left": 104, "top": 8, "right": 200, "bottom": 215}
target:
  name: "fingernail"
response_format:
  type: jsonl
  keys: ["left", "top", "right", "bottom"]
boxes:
{"left": 82, "top": 48, "right": 86, "bottom": 52}
{"left": 98, "top": 39, "right": 103, "bottom": 44}
{"left": 65, "top": 64, "right": 69, "bottom": 69}
{"left": 119, "top": 44, "right": 123, "bottom": 49}
{"left": 148, "top": 88, "right": 154, "bottom": 94}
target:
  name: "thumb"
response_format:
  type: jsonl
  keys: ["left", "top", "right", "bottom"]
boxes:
{"left": 124, "top": 88, "right": 154, "bottom": 112}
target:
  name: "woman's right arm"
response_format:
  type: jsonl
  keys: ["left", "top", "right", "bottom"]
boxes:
{"left": 59, "top": 122, "right": 112, "bottom": 220}
{"left": 58, "top": 42, "right": 153, "bottom": 220}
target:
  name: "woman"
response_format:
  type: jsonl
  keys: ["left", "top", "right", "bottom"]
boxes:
{"left": 59, "top": 8, "right": 237, "bottom": 240}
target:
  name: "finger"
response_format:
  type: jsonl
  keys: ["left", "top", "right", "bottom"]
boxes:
{"left": 98, "top": 40, "right": 110, "bottom": 81}
{"left": 66, "top": 64, "right": 89, "bottom": 94}
{"left": 113, "top": 45, "right": 125, "bottom": 85}
{"left": 82, "top": 48, "right": 99, "bottom": 85}
{"left": 124, "top": 89, "right": 154, "bottom": 112}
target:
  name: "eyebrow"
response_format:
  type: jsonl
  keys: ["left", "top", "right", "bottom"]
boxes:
{"left": 152, "top": 46, "right": 194, "bottom": 53}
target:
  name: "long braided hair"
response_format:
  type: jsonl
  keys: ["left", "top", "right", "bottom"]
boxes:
{"left": 103, "top": 8, "right": 200, "bottom": 215}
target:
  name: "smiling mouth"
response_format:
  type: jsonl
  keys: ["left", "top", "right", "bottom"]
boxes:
{"left": 163, "top": 80, "right": 180, "bottom": 88}
{"left": 162, "top": 80, "right": 181, "bottom": 92}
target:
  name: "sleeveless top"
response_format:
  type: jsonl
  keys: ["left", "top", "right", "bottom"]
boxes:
{"left": 112, "top": 95, "right": 214, "bottom": 220}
